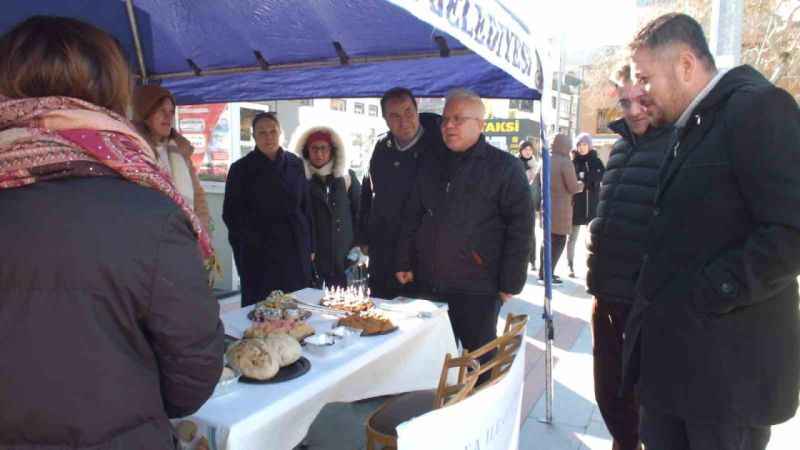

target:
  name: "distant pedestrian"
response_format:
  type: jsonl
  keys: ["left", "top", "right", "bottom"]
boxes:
{"left": 518, "top": 140, "right": 541, "bottom": 271}
{"left": 566, "top": 132, "right": 604, "bottom": 277}
{"left": 539, "top": 133, "right": 581, "bottom": 284}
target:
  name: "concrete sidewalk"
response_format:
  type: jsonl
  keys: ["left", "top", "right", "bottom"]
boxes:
{"left": 298, "top": 248, "right": 798, "bottom": 449}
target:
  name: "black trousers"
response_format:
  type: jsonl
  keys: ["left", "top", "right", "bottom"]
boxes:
{"left": 640, "top": 406, "right": 771, "bottom": 450}
{"left": 592, "top": 298, "right": 640, "bottom": 450}
{"left": 432, "top": 292, "right": 502, "bottom": 353}
{"left": 529, "top": 223, "right": 537, "bottom": 268}
{"left": 538, "top": 233, "right": 567, "bottom": 278}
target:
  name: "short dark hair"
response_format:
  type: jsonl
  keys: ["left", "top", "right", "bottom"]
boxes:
{"left": 252, "top": 111, "right": 279, "bottom": 129}
{"left": 0, "top": 16, "right": 132, "bottom": 116}
{"left": 630, "top": 13, "right": 716, "bottom": 71}
{"left": 380, "top": 87, "right": 417, "bottom": 117}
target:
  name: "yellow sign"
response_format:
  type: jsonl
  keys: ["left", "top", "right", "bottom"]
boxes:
{"left": 484, "top": 120, "right": 520, "bottom": 134}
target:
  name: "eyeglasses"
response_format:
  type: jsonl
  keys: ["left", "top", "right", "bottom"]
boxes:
{"left": 617, "top": 98, "right": 645, "bottom": 111}
{"left": 441, "top": 116, "right": 481, "bottom": 126}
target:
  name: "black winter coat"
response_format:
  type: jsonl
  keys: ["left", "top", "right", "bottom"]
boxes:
{"left": 571, "top": 150, "right": 604, "bottom": 225}
{"left": 397, "top": 135, "right": 533, "bottom": 296}
{"left": 586, "top": 121, "right": 672, "bottom": 304}
{"left": 623, "top": 66, "right": 800, "bottom": 426}
{"left": 309, "top": 170, "right": 361, "bottom": 287}
{"left": 359, "top": 113, "right": 442, "bottom": 297}
{"left": 0, "top": 177, "right": 224, "bottom": 450}
{"left": 223, "top": 148, "right": 314, "bottom": 306}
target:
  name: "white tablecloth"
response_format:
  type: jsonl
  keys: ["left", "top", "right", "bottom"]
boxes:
{"left": 177, "top": 288, "right": 457, "bottom": 450}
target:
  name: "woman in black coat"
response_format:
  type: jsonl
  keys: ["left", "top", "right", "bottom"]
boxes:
{"left": 291, "top": 126, "right": 361, "bottom": 288}
{"left": 518, "top": 140, "right": 541, "bottom": 270}
{"left": 567, "top": 133, "right": 605, "bottom": 277}
{"left": 223, "top": 112, "right": 314, "bottom": 306}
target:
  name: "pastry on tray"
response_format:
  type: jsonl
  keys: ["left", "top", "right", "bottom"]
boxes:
{"left": 244, "top": 318, "right": 315, "bottom": 342}
{"left": 337, "top": 310, "right": 396, "bottom": 335}
{"left": 256, "top": 290, "right": 297, "bottom": 309}
{"left": 320, "top": 286, "right": 374, "bottom": 313}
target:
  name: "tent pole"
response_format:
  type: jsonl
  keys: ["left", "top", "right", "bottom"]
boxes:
{"left": 537, "top": 101, "right": 554, "bottom": 425}
{"left": 146, "top": 49, "right": 473, "bottom": 81}
{"left": 125, "top": 0, "right": 148, "bottom": 83}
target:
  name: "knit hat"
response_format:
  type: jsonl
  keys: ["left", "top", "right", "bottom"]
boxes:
{"left": 574, "top": 132, "right": 593, "bottom": 149}
{"left": 132, "top": 85, "right": 175, "bottom": 122}
{"left": 306, "top": 131, "right": 333, "bottom": 147}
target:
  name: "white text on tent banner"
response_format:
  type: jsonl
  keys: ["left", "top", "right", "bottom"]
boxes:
{"left": 386, "top": 0, "right": 539, "bottom": 90}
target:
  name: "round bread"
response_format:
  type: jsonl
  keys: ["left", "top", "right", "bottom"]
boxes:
{"left": 262, "top": 332, "right": 302, "bottom": 367}
{"left": 225, "top": 339, "right": 279, "bottom": 380}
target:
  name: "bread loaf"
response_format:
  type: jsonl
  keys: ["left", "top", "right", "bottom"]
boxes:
{"left": 262, "top": 333, "right": 302, "bottom": 367}
{"left": 225, "top": 339, "right": 279, "bottom": 380}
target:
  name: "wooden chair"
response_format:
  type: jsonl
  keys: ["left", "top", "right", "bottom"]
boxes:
{"left": 462, "top": 313, "right": 529, "bottom": 393}
{"left": 364, "top": 313, "right": 529, "bottom": 449}
{"left": 365, "top": 353, "right": 480, "bottom": 450}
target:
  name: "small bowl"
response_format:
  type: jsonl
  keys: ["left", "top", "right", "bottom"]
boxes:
{"left": 330, "top": 326, "right": 361, "bottom": 347}
{"left": 304, "top": 333, "right": 336, "bottom": 357}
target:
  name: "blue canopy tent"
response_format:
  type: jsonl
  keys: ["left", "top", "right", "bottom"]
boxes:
{"left": 2, "top": 0, "right": 558, "bottom": 422}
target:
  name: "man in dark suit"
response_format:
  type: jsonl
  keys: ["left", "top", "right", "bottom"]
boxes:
{"left": 358, "top": 87, "right": 441, "bottom": 299}
{"left": 625, "top": 13, "right": 800, "bottom": 450}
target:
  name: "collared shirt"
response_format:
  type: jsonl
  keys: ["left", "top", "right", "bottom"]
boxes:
{"left": 675, "top": 68, "right": 730, "bottom": 128}
{"left": 393, "top": 125, "right": 424, "bottom": 152}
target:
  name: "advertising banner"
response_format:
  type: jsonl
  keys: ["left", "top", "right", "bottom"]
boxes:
{"left": 177, "top": 104, "right": 230, "bottom": 181}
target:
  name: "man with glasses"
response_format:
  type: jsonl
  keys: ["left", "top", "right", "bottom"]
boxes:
{"left": 396, "top": 88, "right": 532, "bottom": 354}
{"left": 585, "top": 64, "right": 671, "bottom": 450}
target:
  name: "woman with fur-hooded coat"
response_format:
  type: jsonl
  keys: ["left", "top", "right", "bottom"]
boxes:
{"left": 291, "top": 126, "right": 361, "bottom": 287}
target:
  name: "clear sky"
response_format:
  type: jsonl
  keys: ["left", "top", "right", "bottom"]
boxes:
{"left": 511, "top": 0, "right": 639, "bottom": 63}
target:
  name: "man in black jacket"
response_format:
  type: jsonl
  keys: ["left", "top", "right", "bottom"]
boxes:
{"left": 396, "top": 88, "right": 533, "bottom": 352}
{"left": 359, "top": 87, "right": 442, "bottom": 299}
{"left": 586, "top": 63, "right": 671, "bottom": 450}
{"left": 626, "top": 13, "right": 800, "bottom": 450}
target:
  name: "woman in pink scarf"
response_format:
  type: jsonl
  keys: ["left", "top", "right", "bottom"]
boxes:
{"left": 0, "top": 16, "right": 223, "bottom": 450}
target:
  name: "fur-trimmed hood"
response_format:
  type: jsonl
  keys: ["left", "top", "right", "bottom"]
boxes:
{"left": 289, "top": 125, "right": 349, "bottom": 180}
